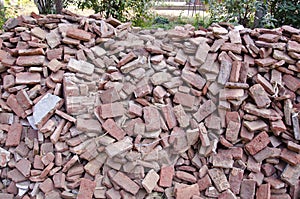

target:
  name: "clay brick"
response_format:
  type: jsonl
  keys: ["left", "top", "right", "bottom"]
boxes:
{"left": 181, "top": 70, "right": 206, "bottom": 90}
{"left": 193, "top": 100, "right": 217, "bottom": 122}
{"left": 283, "top": 74, "right": 300, "bottom": 92}
{"left": 98, "top": 102, "right": 125, "bottom": 119}
{"left": 6, "top": 94, "right": 26, "bottom": 118}
{"left": 77, "top": 178, "right": 96, "bottom": 199}
{"left": 16, "top": 72, "right": 41, "bottom": 84}
{"left": 256, "top": 183, "right": 271, "bottom": 199}
{"left": 174, "top": 92, "right": 195, "bottom": 108}
{"left": 225, "top": 111, "right": 241, "bottom": 142}
{"left": 280, "top": 148, "right": 299, "bottom": 165}
{"left": 103, "top": 119, "right": 126, "bottom": 140}
{"left": 175, "top": 171, "right": 197, "bottom": 183}
{"left": 66, "top": 28, "right": 91, "bottom": 41}
{"left": 143, "top": 106, "right": 161, "bottom": 132}
{"left": 229, "top": 167, "right": 244, "bottom": 194}
{"left": 208, "top": 168, "right": 230, "bottom": 192}
{"left": 3, "top": 74, "right": 15, "bottom": 89}
{"left": 142, "top": 169, "right": 160, "bottom": 193}
{"left": 16, "top": 55, "right": 45, "bottom": 66}
{"left": 175, "top": 183, "right": 200, "bottom": 199}
{"left": 197, "top": 174, "right": 211, "bottom": 191}
{"left": 161, "top": 104, "right": 177, "bottom": 129}
{"left": 249, "top": 84, "right": 271, "bottom": 108}
{"left": 112, "top": 171, "right": 140, "bottom": 195}
{"left": 240, "top": 179, "right": 256, "bottom": 199}
{"left": 159, "top": 165, "right": 174, "bottom": 187}
{"left": 245, "top": 131, "right": 270, "bottom": 155}
{"left": 39, "top": 178, "right": 54, "bottom": 193}
{"left": 6, "top": 123, "right": 23, "bottom": 147}
{"left": 15, "top": 158, "right": 31, "bottom": 177}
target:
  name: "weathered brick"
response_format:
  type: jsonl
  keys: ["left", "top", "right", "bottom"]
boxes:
{"left": 77, "top": 178, "right": 96, "bottom": 199}
{"left": 103, "top": 119, "right": 126, "bottom": 140}
{"left": 159, "top": 165, "right": 174, "bottom": 187}
{"left": 6, "top": 123, "right": 23, "bottom": 147}
{"left": 112, "top": 171, "right": 140, "bottom": 195}
{"left": 240, "top": 179, "right": 256, "bottom": 199}
{"left": 245, "top": 131, "right": 270, "bottom": 155}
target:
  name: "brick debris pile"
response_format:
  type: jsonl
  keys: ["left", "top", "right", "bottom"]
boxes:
{"left": 0, "top": 9, "right": 300, "bottom": 199}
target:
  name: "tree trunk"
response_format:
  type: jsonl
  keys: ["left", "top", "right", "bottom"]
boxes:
{"left": 55, "top": 0, "right": 63, "bottom": 14}
{"left": 254, "top": 0, "right": 266, "bottom": 28}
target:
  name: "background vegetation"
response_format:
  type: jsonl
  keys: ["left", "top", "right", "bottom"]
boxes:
{"left": 0, "top": 0, "right": 299, "bottom": 29}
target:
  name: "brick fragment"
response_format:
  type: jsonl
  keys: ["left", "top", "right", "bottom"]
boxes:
{"left": 175, "top": 183, "right": 200, "bottom": 199}
{"left": 3, "top": 74, "right": 15, "bottom": 89}
{"left": 103, "top": 119, "right": 126, "bottom": 140}
{"left": 15, "top": 158, "right": 31, "bottom": 177}
{"left": 175, "top": 171, "right": 197, "bottom": 183}
{"left": 161, "top": 104, "right": 177, "bottom": 129}
{"left": 229, "top": 167, "right": 244, "bottom": 194}
{"left": 174, "top": 92, "right": 195, "bottom": 108}
{"left": 98, "top": 102, "right": 125, "bottom": 119}
{"left": 143, "top": 106, "right": 161, "bottom": 132}
{"left": 245, "top": 131, "right": 270, "bottom": 155}
{"left": 112, "top": 171, "right": 140, "bottom": 195}
{"left": 181, "top": 70, "right": 206, "bottom": 89}
{"left": 193, "top": 100, "right": 217, "bottom": 122}
{"left": 240, "top": 179, "right": 256, "bottom": 199}
{"left": 77, "top": 178, "right": 96, "bottom": 199}
{"left": 208, "top": 168, "right": 230, "bottom": 192}
{"left": 256, "top": 183, "right": 271, "bottom": 199}
{"left": 173, "top": 105, "right": 190, "bottom": 128}
{"left": 105, "top": 137, "right": 133, "bottom": 157}
{"left": 66, "top": 28, "right": 91, "bottom": 41}
{"left": 6, "top": 123, "right": 23, "bottom": 147}
{"left": 6, "top": 94, "right": 26, "bottom": 118}
{"left": 16, "top": 55, "right": 45, "bottom": 66}
{"left": 15, "top": 72, "right": 41, "bottom": 85}
{"left": 225, "top": 111, "right": 241, "bottom": 142}
{"left": 283, "top": 74, "right": 300, "bottom": 92}
{"left": 249, "top": 84, "right": 271, "bottom": 108}
{"left": 39, "top": 178, "right": 54, "bottom": 193}
{"left": 280, "top": 148, "right": 299, "bottom": 165}
{"left": 142, "top": 169, "right": 160, "bottom": 193}
{"left": 197, "top": 174, "right": 211, "bottom": 191}
{"left": 159, "top": 165, "right": 174, "bottom": 187}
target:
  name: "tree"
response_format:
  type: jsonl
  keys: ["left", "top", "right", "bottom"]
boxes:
{"left": 75, "top": 0, "right": 153, "bottom": 25}
{"left": 34, "top": 0, "right": 71, "bottom": 14}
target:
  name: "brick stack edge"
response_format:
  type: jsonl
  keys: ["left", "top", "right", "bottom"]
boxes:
{"left": 0, "top": 9, "right": 299, "bottom": 199}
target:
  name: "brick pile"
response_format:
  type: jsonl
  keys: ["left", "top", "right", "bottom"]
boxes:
{"left": 0, "top": 9, "right": 300, "bottom": 199}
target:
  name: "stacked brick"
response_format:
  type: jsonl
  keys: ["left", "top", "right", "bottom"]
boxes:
{"left": 0, "top": 9, "right": 299, "bottom": 199}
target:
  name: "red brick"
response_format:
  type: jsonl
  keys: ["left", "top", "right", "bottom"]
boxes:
{"left": 174, "top": 92, "right": 195, "bottom": 108}
{"left": 98, "top": 102, "right": 125, "bottom": 119}
{"left": 142, "top": 169, "right": 160, "bottom": 193}
{"left": 229, "top": 167, "right": 244, "bottom": 194}
{"left": 111, "top": 171, "right": 140, "bottom": 195}
{"left": 102, "top": 119, "right": 126, "bottom": 140}
{"left": 143, "top": 106, "right": 161, "bottom": 132}
{"left": 3, "top": 74, "right": 15, "bottom": 89}
{"left": 6, "top": 94, "right": 26, "bottom": 118}
{"left": 16, "top": 55, "right": 45, "bottom": 66}
{"left": 208, "top": 168, "right": 230, "bottom": 192}
{"left": 15, "top": 158, "right": 31, "bottom": 177}
{"left": 77, "top": 178, "right": 96, "bottom": 199}
{"left": 5, "top": 123, "right": 23, "bottom": 147}
{"left": 66, "top": 28, "right": 91, "bottom": 41}
{"left": 181, "top": 69, "right": 206, "bottom": 90}
{"left": 15, "top": 72, "right": 41, "bottom": 84}
{"left": 240, "top": 179, "right": 256, "bottom": 199}
{"left": 245, "top": 131, "right": 270, "bottom": 155}
{"left": 161, "top": 104, "right": 177, "bottom": 129}
{"left": 218, "top": 189, "right": 237, "bottom": 199}
{"left": 283, "top": 74, "right": 300, "bottom": 92}
{"left": 159, "top": 165, "right": 174, "bottom": 187}
{"left": 280, "top": 148, "right": 299, "bottom": 165}
{"left": 225, "top": 111, "right": 241, "bottom": 142}
{"left": 47, "top": 48, "right": 63, "bottom": 60}
{"left": 16, "top": 89, "right": 32, "bottom": 110}
{"left": 249, "top": 84, "right": 271, "bottom": 108}
{"left": 117, "top": 51, "right": 137, "bottom": 67}
{"left": 175, "top": 183, "right": 200, "bottom": 199}
{"left": 197, "top": 174, "right": 211, "bottom": 191}
{"left": 193, "top": 100, "right": 217, "bottom": 122}
{"left": 39, "top": 178, "right": 54, "bottom": 193}
{"left": 128, "top": 101, "right": 143, "bottom": 117}
{"left": 256, "top": 183, "right": 271, "bottom": 199}
{"left": 175, "top": 171, "right": 197, "bottom": 183}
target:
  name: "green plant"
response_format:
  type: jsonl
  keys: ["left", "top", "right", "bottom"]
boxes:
{"left": 269, "top": 0, "right": 300, "bottom": 28}
{"left": 75, "top": 0, "right": 154, "bottom": 26}
{"left": 205, "top": 0, "right": 300, "bottom": 28}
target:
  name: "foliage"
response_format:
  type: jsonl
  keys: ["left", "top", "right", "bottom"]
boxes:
{"left": 269, "top": 0, "right": 300, "bottom": 28}
{"left": 205, "top": 0, "right": 300, "bottom": 28}
{"left": 75, "top": 0, "right": 154, "bottom": 26}
{"left": 34, "top": 0, "right": 74, "bottom": 14}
